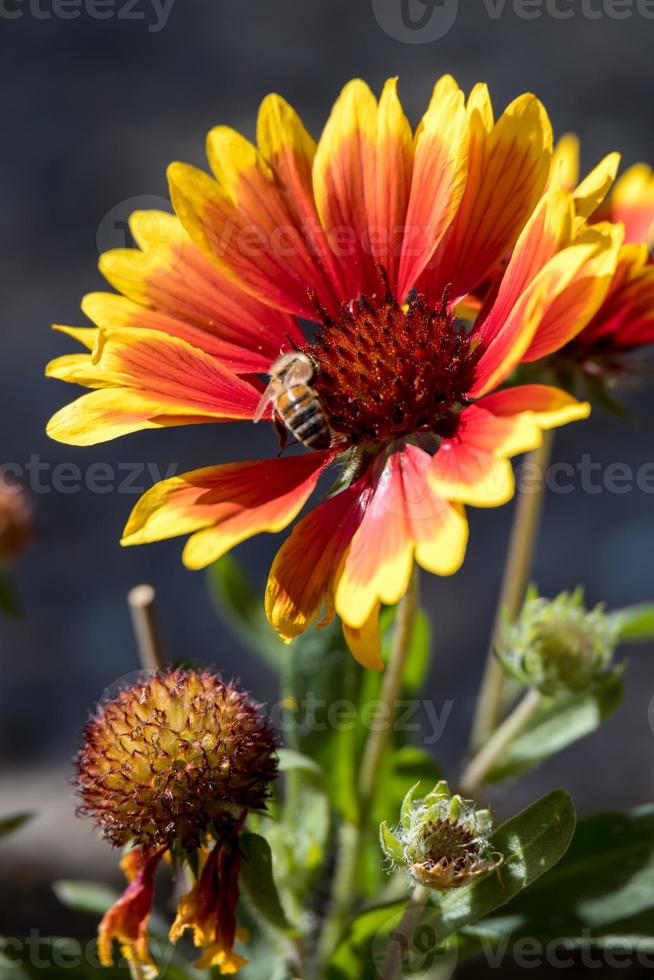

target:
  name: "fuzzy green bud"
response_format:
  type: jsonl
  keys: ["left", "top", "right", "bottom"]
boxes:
{"left": 379, "top": 780, "right": 502, "bottom": 890}
{"left": 497, "top": 586, "right": 621, "bottom": 697}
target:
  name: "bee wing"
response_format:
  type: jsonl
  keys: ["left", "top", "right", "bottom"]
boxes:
{"left": 253, "top": 379, "right": 277, "bottom": 424}
{"left": 284, "top": 358, "right": 315, "bottom": 386}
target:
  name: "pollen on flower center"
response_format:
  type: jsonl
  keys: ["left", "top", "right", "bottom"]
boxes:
{"left": 308, "top": 280, "right": 481, "bottom": 448}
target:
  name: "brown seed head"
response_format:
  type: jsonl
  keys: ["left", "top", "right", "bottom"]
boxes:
{"left": 75, "top": 668, "right": 278, "bottom": 850}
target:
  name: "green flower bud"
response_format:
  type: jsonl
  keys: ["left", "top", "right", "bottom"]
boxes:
{"left": 379, "top": 780, "right": 502, "bottom": 890}
{"left": 497, "top": 586, "right": 621, "bottom": 697}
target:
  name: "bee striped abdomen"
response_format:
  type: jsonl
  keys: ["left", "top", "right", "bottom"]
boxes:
{"left": 277, "top": 384, "right": 331, "bottom": 450}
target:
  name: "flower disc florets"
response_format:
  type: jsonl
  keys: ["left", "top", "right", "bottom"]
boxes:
{"left": 76, "top": 668, "right": 278, "bottom": 850}
{"left": 380, "top": 780, "right": 502, "bottom": 890}
{"left": 309, "top": 278, "right": 480, "bottom": 449}
{"left": 497, "top": 586, "right": 621, "bottom": 696}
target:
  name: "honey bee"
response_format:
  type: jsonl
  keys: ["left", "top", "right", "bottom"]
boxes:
{"left": 254, "top": 352, "right": 331, "bottom": 450}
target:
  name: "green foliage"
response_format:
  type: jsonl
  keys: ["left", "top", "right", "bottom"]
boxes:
{"left": 613, "top": 603, "right": 654, "bottom": 642}
{"left": 208, "top": 554, "right": 286, "bottom": 669}
{"left": 0, "top": 812, "right": 32, "bottom": 839}
{"left": 460, "top": 804, "right": 654, "bottom": 959}
{"left": 239, "top": 833, "right": 295, "bottom": 934}
{"left": 0, "top": 938, "right": 131, "bottom": 980}
{"left": 52, "top": 880, "right": 121, "bottom": 917}
{"left": 0, "top": 937, "right": 192, "bottom": 980}
{"left": 329, "top": 790, "right": 576, "bottom": 979}
{"left": 53, "top": 879, "right": 172, "bottom": 941}
{"left": 485, "top": 668, "right": 624, "bottom": 783}
{"left": 276, "top": 748, "right": 324, "bottom": 780}
{"left": 0, "top": 570, "right": 21, "bottom": 617}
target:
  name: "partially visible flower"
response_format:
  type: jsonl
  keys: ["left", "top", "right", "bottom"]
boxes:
{"left": 47, "top": 77, "right": 616, "bottom": 668}
{"left": 599, "top": 162, "right": 654, "bottom": 249}
{"left": 542, "top": 137, "right": 654, "bottom": 384}
{"left": 0, "top": 475, "right": 33, "bottom": 565}
{"left": 496, "top": 586, "right": 621, "bottom": 697}
{"left": 380, "top": 779, "right": 502, "bottom": 890}
{"left": 76, "top": 668, "right": 278, "bottom": 976}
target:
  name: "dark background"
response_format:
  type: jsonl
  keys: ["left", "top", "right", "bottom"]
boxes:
{"left": 1, "top": 0, "right": 653, "bottom": 964}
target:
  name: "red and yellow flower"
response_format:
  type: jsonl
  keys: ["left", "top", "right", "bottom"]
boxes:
{"left": 48, "top": 77, "right": 626, "bottom": 668}
{"left": 546, "top": 136, "right": 654, "bottom": 370}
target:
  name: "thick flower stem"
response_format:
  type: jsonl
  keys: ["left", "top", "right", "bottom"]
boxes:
{"left": 380, "top": 883, "right": 431, "bottom": 980}
{"left": 470, "top": 430, "right": 554, "bottom": 750}
{"left": 459, "top": 687, "right": 543, "bottom": 797}
{"left": 314, "top": 569, "right": 419, "bottom": 974}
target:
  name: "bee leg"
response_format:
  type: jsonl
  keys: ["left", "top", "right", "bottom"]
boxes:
{"left": 274, "top": 415, "right": 289, "bottom": 455}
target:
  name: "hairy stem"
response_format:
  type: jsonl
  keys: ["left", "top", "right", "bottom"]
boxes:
{"left": 314, "top": 569, "right": 420, "bottom": 973}
{"left": 460, "top": 687, "right": 543, "bottom": 797}
{"left": 379, "top": 883, "right": 431, "bottom": 980}
{"left": 470, "top": 430, "right": 554, "bottom": 749}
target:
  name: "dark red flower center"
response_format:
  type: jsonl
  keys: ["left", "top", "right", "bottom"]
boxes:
{"left": 307, "top": 281, "right": 481, "bottom": 449}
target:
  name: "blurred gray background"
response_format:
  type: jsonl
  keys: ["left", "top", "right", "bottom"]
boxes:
{"left": 1, "top": 0, "right": 653, "bottom": 952}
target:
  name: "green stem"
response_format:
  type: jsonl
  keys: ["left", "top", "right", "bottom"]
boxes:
{"left": 459, "top": 688, "right": 543, "bottom": 797}
{"left": 313, "top": 569, "right": 420, "bottom": 974}
{"left": 379, "top": 883, "right": 431, "bottom": 980}
{"left": 469, "top": 430, "right": 554, "bottom": 750}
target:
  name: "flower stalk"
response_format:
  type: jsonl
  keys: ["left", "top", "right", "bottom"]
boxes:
{"left": 460, "top": 688, "right": 543, "bottom": 797}
{"left": 314, "top": 568, "right": 419, "bottom": 971}
{"left": 470, "top": 430, "right": 555, "bottom": 749}
{"left": 127, "top": 584, "right": 167, "bottom": 671}
{"left": 380, "top": 883, "right": 431, "bottom": 980}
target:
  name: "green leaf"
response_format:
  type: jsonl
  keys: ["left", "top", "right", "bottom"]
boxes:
{"left": 0, "top": 569, "right": 21, "bottom": 617}
{"left": 584, "top": 374, "right": 633, "bottom": 419}
{"left": 52, "top": 880, "right": 121, "bottom": 916}
{"left": 0, "top": 811, "right": 32, "bottom": 838}
{"left": 613, "top": 603, "right": 654, "bottom": 642}
{"left": 460, "top": 803, "right": 654, "bottom": 959}
{"left": 207, "top": 554, "right": 286, "bottom": 670}
{"left": 53, "top": 879, "right": 171, "bottom": 940}
{"left": 282, "top": 617, "right": 362, "bottom": 820}
{"left": 239, "top": 833, "right": 295, "bottom": 934}
{"left": 0, "top": 936, "right": 193, "bottom": 979}
{"left": 276, "top": 748, "right": 324, "bottom": 779}
{"left": 424, "top": 789, "right": 576, "bottom": 941}
{"left": 330, "top": 790, "right": 576, "bottom": 978}
{"left": 485, "top": 670, "right": 624, "bottom": 783}
{"left": 0, "top": 937, "right": 131, "bottom": 979}
{"left": 263, "top": 775, "right": 331, "bottom": 912}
